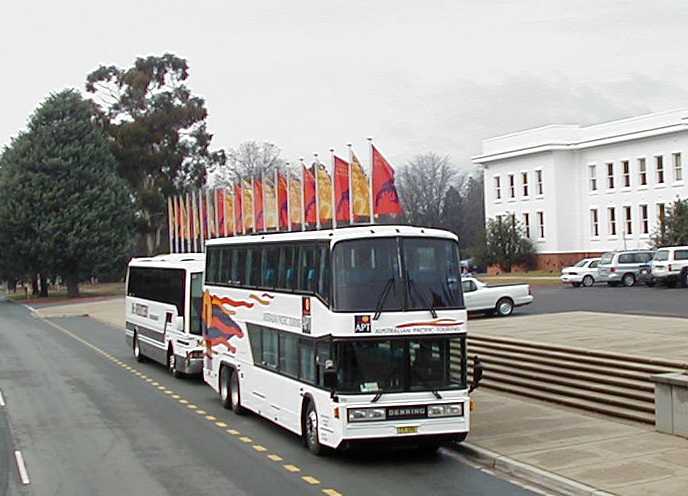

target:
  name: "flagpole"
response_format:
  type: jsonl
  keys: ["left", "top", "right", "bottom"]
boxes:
{"left": 368, "top": 137, "right": 374, "bottom": 224}
{"left": 260, "top": 169, "right": 265, "bottom": 233}
{"left": 187, "top": 193, "right": 192, "bottom": 253}
{"left": 300, "top": 158, "right": 306, "bottom": 231}
{"left": 347, "top": 144, "right": 354, "bottom": 225}
{"left": 330, "top": 148, "right": 337, "bottom": 229}
{"left": 313, "top": 153, "right": 320, "bottom": 229}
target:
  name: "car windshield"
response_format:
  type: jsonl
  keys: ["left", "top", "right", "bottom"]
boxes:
{"left": 654, "top": 251, "right": 670, "bottom": 261}
{"left": 334, "top": 337, "right": 465, "bottom": 394}
{"left": 189, "top": 272, "right": 203, "bottom": 335}
{"left": 332, "top": 237, "right": 463, "bottom": 312}
{"left": 600, "top": 253, "right": 614, "bottom": 264}
{"left": 575, "top": 259, "right": 588, "bottom": 267}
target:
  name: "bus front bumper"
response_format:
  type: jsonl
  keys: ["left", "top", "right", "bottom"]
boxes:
{"left": 176, "top": 353, "right": 204, "bottom": 375}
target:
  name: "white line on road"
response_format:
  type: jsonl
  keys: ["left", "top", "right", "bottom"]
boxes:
{"left": 0, "top": 390, "right": 5, "bottom": 407}
{"left": 14, "top": 450, "right": 30, "bottom": 485}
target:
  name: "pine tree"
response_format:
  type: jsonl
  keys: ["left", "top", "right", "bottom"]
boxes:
{"left": 0, "top": 90, "right": 135, "bottom": 297}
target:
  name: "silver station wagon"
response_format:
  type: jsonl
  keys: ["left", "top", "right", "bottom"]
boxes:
{"left": 597, "top": 250, "right": 655, "bottom": 287}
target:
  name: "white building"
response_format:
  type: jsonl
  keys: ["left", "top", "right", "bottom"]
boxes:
{"left": 472, "top": 110, "right": 688, "bottom": 270}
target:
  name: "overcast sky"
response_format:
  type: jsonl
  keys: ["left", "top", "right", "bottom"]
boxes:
{"left": 3, "top": 0, "right": 688, "bottom": 170}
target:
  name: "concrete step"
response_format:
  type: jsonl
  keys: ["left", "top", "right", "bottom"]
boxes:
{"left": 471, "top": 360, "right": 654, "bottom": 403}
{"left": 464, "top": 353, "right": 654, "bottom": 393}
{"left": 472, "top": 378, "right": 655, "bottom": 425}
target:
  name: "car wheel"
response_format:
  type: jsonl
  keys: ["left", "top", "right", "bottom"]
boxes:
{"left": 168, "top": 348, "right": 182, "bottom": 378}
{"left": 622, "top": 273, "right": 636, "bottom": 287}
{"left": 229, "top": 368, "right": 245, "bottom": 414}
{"left": 582, "top": 275, "right": 594, "bottom": 287}
{"left": 495, "top": 298, "right": 514, "bottom": 317}
{"left": 219, "top": 366, "right": 232, "bottom": 409}
{"left": 133, "top": 332, "right": 144, "bottom": 362}
{"left": 304, "top": 401, "right": 325, "bottom": 456}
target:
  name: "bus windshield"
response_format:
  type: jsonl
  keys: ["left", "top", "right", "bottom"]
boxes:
{"left": 189, "top": 272, "right": 203, "bottom": 336}
{"left": 332, "top": 237, "right": 463, "bottom": 312}
{"left": 335, "top": 336, "right": 465, "bottom": 394}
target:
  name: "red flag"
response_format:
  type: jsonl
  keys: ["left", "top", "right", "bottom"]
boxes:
{"left": 188, "top": 193, "right": 195, "bottom": 242}
{"left": 334, "top": 156, "right": 350, "bottom": 224}
{"left": 277, "top": 172, "right": 289, "bottom": 230}
{"left": 254, "top": 179, "right": 264, "bottom": 232}
{"left": 234, "top": 183, "right": 243, "bottom": 234}
{"left": 216, "top": 189, "right": 225, "bottom": 237}
{"left": 372, "top": 145, "right": 402, "bottom": 217}
{"left": 201, "top": 192, "right": 208, "bottom": 240}
{"left": 303, "top": 165, "right": 316, "bottom": 225}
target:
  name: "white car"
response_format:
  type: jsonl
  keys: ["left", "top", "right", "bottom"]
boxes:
{"left": 461, "top": 276, "right": 533, "bottom": 317}
{"left": 560, "top": 258, "right": 601, "bottom": 287}
{"left": 650, "top": 246, "right": 688, "bottom": 287}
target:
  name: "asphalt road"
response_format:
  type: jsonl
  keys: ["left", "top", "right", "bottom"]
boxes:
{"left": 511, "top": 284, "right": 688, "bottom": 319}
{"left": 0, "top": 302, "right": 537, "bottom": 496}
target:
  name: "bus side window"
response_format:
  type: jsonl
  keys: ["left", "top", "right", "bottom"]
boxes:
{"left": 316, "top": 339, "right": 332, "bottom": 386}
{"left": 207, "top": 247, "right": 220, "bottom": 285}
{"left": 299, "top": 339, "right": 316, "bottom": 384}
{"left": 231, "top": 247, "right": 246, "bottom": 286}
{"left": 247, "top": 246, "right": 262, "bottom": 287}
{"left": 264, "top": 246, "right": 279, "bottom": 289}
{"left": 298, "top": 244, "right": 318, "bottom": 293}
{"left": 317, "top": 244, "right": 330, "bottom": 304}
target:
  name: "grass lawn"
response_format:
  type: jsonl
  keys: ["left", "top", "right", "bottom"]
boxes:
{"left": 5, "top": 282, "right": 125, "bottom": 303}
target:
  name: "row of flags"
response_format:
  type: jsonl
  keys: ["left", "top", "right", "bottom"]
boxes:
{"left": 168, "top": 143, "right": 402, "bottom": 253}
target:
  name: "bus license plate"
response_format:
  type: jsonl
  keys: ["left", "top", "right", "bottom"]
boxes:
{"left": 396, "top": 426, "right": 418, "bottom": 435}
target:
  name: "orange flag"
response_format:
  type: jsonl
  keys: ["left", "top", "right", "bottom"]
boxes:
{"left": 334, "top": 156, "right": 350, "bottom": 224}
{"left": 316, "top": 163, "right": 333, "bottom": 226}
{"left": 351, "top": 151, "right": 371, "bottom": 221}
{"left": 289, "top": 175, "right": 302, "bottom": 230}
{"left": 254, "top": 179, "right": 264, "bottom": 232}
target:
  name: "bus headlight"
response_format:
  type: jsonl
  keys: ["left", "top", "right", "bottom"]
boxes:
{"left": 347, "top": 408, "right": 386, "bottom": 422}
{"left": 427, "top": 403, "right": 464, "bottom": 418}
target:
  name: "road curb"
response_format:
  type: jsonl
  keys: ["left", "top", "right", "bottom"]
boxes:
{"left": 453, "top": 442, "right": 616, "bottom": 496}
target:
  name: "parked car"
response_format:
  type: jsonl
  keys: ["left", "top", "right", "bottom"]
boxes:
{"left": 560, "top": 258, "right": 601, "bottom": 287}
{"left": 461, "top": 276, "right": 533, "bottom": 316}
{"left": 597, "top": 250, "right": 655, "bottom": 287}
{"left": 648, "top": 246, "right": 688, "bottom": 287}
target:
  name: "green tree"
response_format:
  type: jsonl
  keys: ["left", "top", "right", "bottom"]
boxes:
{"left": 0, "top": 90, "right": 135, "bottom": 297}
{"left": 477, "top": 216, "right": 535, "bottom": 272}
{"left": 85, "top": 53, "right": 225, "bottom": 254}
{"left": 653, "top": 199, "right": 688, "bottom": 247}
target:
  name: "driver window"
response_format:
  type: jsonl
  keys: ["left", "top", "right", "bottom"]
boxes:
{"left": 589, "top": 260, "right": 599, "bottom": 268}
{"left": 461, "top": 280, "right": 476, "bottom": 292}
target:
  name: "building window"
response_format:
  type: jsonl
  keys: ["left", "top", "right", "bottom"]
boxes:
{"left": 589, "top": 165, "right": 597, "bottom": 191}
{"left": 536, "top": 211, "right": 544, "bottom": 239}
{"left": 657, "top": 203, "right": 666, "bottom": 227}
{"left": 494, "top": 176, "right": 501, "bottom": 200}
{"left": 535, "top": 170, "right": 543, "bottom": 195}
{"left": 508, "top": 174, "right": 515, "bottom": 198}
{"left": 673, "top": 152, "right": 683, "bottom": 181}
{"left": 523, "top": 213, "right": 530, "bottom": 238}
{"left": 607, "top": 162, "right": 614, "bottom": 189}
{"left": 590, "top": 209, "right": 599, "bottom": 237}
{"left": 638, "top": 158, "right": 647, "bottom": 186}
{"left": 639, "top": 204, "right": 648, "bottom": 234}
{"left": 623, "top": 206, "right": 632, "bottom": 236}
{"left": 622, "top": 160, "right": 630, "bottom": 187}
{"left": 656, "top": 156, "right": 664, "bottom": 184}
{"left": 608, "top": 207, "right": 617, "bottom": 236}
{"left": 521, "top": 172, "right": 529, "bottom": 197}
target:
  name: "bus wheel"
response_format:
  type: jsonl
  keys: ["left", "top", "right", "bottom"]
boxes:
{"left": 219, "top": 366, "right": 232, "bottom": 409}
{"left": 168, "top": 348, "right": 182, "bottom": 378}
{"left": 229, "top": 369, "right": 245, "bottom": 415}
{"left": 133, "top": 333, "right": 144, "bottom": 362}
{"left": 304, "top": 401, "right": 324, "bottom": 456}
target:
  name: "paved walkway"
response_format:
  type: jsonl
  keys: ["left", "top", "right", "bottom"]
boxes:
{"left": 469, "top": 311, "right": 688, "bottom": 363}
{"left": 470, "top": 390, "right": 688, "bottom": 495}
{"left": 35, "top": 296, "right": 125, "bottom": 329}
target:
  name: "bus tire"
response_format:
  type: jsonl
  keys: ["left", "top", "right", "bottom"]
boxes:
{"left": 303, "top": 401, "right": 325, "bottom": 456}
{"left": 133, "top": 332, "right": 145, "bottom": 362}
{"left": 219, "top": 365, "right": 232, "bottom": 409}
{"left": 168, "top": 347, "right": 182, "bottom": 378}
{"left": 229, "top": 368, "right": 245, "bottom": 415}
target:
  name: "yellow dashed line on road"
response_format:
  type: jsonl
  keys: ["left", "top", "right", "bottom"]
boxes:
{"left": 179, "top": 399, "right": 188, "bottom": 404}
{"left": 196, "top": 409, "right": 207, "bottom": 415}
{"left": 322, "top": 490, "right": 343, "bottom": 496}
{"left": 302, "top": 476, "right": 320, "bottom": 485}
{"left": 226, "top": 429, "right": 240, "bottom": 435}
{"left": 253, "top": 445, "right": 267, "bottom": 452}
{"left": 206, "top": 415, "right": 216, "bottom": 421}
{"left": 283, "top": 464, "right": 301, "bottom": 473}
{"left": 215, "top": 422, "right": 227, "bottom": 428}
{"left": 239, "top": 436, "right": 252, "bottom": 443}
{"left": 187, "top": 404, "right": 198, "bottom": 410}
{"left": 267, "top": 454, "right": 283, "bottom": 462}
{"left": 164, "top": 390, "right": 173, "bottom": 395}
{"left": 172, "top": 394, "right": 180, "bottom": 399}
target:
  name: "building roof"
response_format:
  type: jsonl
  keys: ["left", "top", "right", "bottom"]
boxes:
{"left": 473, "top": 109, "right": 688, "bottom": 164}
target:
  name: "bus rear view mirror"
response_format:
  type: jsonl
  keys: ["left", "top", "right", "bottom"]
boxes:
{"left": 323, "top": 369, "right": 337, "bottom": 391}
{"left": 469, "top": 356, "right": 483, "bottom": 393}
{"left": 175, "top": 316, "right": 184, "bottom": 332}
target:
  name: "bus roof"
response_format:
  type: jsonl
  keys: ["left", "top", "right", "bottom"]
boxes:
{"left": 128, "top": 253, "right": 205, "bottom": 271}
{"left": 205, "top": 225, "right": 458, "bottom": 246}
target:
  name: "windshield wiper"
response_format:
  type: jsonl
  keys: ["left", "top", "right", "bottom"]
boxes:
{"left": 373, "top": 278, "right": 395, "bottom": 320}
{"left": 407, "top": 278, "right": 437, "bottom": 318}
{"left": 410, "top": 367, "right": 442, "bottom": 399}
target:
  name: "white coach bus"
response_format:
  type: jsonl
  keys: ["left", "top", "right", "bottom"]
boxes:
{"left": 202, "top": 225, "right": 482, "bottom": 455}
{"left": 125, "top": 254, "right": 206, "bottom": 377}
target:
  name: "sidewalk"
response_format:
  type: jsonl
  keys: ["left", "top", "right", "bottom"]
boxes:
{"left": 467, "top": 389, "right": 688, "bottom": 495}
{"left": 34, "top": 296, "right": 124, "bottom": 329}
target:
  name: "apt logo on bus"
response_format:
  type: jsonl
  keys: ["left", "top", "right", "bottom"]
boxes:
{"left": 354, "top": 315, "right": 372, "bottom": 333}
